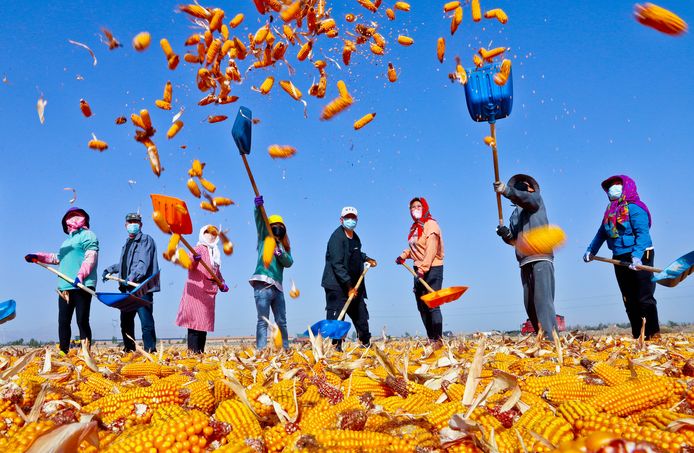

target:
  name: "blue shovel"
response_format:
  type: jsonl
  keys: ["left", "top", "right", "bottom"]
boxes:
{"left": 593, "top": 252, "right": 694, "bottom": 288}
{"left": 306, "top": 263, "right": 371, "bottom": 340}
{"left": 0, "top": 300, "right": 16, "bottom": 324}
{"left": 464, "top": 62, "right": 513, "bottom": 226}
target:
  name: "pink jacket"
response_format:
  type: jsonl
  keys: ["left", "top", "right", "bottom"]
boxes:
{"left": 399, "top": 220, "right": 444, "bottom": 273}
{"left": 175, "top": 245, "right": 225, "bottom": 332}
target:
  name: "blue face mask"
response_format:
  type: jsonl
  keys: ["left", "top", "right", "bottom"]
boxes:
{"left": 342, "top": 218, "right": 357, "bottom": 230}
{"left": 608, "top": 184, "right": 623, "bottom": 201}
{"left": 127, "top": 223, "right": 141, "bottom": 235}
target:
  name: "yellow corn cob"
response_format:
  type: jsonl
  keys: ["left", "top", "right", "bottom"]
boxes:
{"left": 425, "top": 401, "right": 464, "bottom": 431}
{"left": 120, "top": 363, "right": 175, "bottom": 378}
{"left": 0, "top": 420, "right": 55, "bottom": 453}
{"left": 522, "top": 373, "right": 582, "bottom": 395}
{"left": 215, "top": 399, "right": 262, "bottom": 441}
{"left": 288, "top": 430, "right": 410, "bottom": 451}
{"left": 544, "top": 382, "right": 605, "bottom": 403}
{"left": 84, "top": 374, "right": 120, "bottom": 396}
{"left": 299, "top": 384, "right": 323, "bottom": 407}
{"left": 375, "top": 393, "right": 434, "bottom": 414}
{"left": 557, "top": 400, "right": 599, "bottom": 427}
{"left": 347, "top": 372, "right": 393, "bottom": 398}
{"left": 214, "top": 379, "right": 235, "bottom": 403}
{"left": 185, "top": 379, "right": 216, "bottom": 413}
{"left": 468, "top": 406, "right": 505, "bottom": 432}
{"left": 575, "top": 413, "right": 688, "bottom": 452}
{"left": 246, "top": 384, "right": 275, "bottom": 418}
{"left": 515, "top": 406, "right": 575, "bottom": 447}
{"left": 268, "top": 378, "right": 297, "bottom": 416}
{"left": 83, "top": 381, "right": 183, "bottom": 425}
{"left": 588, "top": 377, "right": 674, "bottom": 416}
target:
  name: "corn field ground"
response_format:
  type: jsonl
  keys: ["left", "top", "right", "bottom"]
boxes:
{"left": 1, "top": 332, "right": 693, "bottom": 452}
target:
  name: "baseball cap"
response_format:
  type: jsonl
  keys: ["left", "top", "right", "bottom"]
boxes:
{"left": 125, "top": 212, "right": 142, "bottom": 222}
{"left": 341, "top": 206, "right": 358, "bottom": 217}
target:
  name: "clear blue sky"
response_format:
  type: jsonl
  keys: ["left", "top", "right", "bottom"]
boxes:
{"left": 1, "top": 1, "right": 692, "bottom": 342}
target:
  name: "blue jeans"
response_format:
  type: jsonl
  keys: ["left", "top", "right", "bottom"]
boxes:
{"left": 121, "top": 293, "right": 157, "bottom": 352}
{"left": 254, "top": 285, "right": 289, "bottom": 349}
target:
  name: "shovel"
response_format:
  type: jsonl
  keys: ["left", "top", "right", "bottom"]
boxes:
{"left": 306, "top": 263, "right": 371, "bottom": 339}
{"left": 400, "top": 262, "right": 469, "bottom": 308}
{"left": 231, "top": 106, "right": 276, "bottom": 268}
{"left": 464, "top": 62, "right": 514, "bottom": 226}
{"left": 32, "top": 262, "right": 151, "bottom": 311}
{"left": 150, "top": 194, "right": 224, "bottom": 287}
{"left": 105, "top": 274, "right": 138, "bottom": 288}
{"left": 593, "top": 251, "right": 694, "bottom": 288}
{"left": 0, "top": 300, "right": 16, "bottom": 324}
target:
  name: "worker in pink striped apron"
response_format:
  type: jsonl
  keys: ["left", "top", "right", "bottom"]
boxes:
{"left": 175, "top": 225, "right": 228, "bottom": 353}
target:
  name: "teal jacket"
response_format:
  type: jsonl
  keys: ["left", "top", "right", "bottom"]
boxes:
{"left": 58, "top": 228, "right": 99, "bottom": 290}
{"left": 249, "top": 207, "right": 293, "bottom": 290}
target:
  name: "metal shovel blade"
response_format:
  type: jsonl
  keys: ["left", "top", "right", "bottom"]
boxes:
{"left": 421, "top": 286, "right": 470, "bottom": 308}
{"left": 305, "top": 319, "right": 352, "bottom": 340}
{"left": 232, "top": 106, "right": 253, "bottom": 155}
{"left": 652, "top": 251, "right": 694, "bottom": 287}
{"left": 0, "top": 300, "right": 16, "bottom": 325}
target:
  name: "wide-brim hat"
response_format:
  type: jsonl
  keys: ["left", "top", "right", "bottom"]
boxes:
{"left": 61, "top": 207, "right": 90, "bottom": 234}
{"left": 508, "top": 174, "right": 540, "bottom": 192}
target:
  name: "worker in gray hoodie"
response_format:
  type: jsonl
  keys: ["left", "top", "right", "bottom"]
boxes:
{"left": 494, "top": 174, "right": 558, "bottom": 340}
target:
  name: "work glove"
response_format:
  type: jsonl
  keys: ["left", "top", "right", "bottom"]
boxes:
{"left": 72, "top": 277, "right": 82, "bottom": 288}
{"left": 496, "top": 225, "right": 512, "bottom": 241}
{"left": 274, "top": 246, "right": 283, "bottom": 257}
{"left": 254, "top": 195, "right": 264, "bottom": 207}
{"left": 193, "top": 254, "right": 202, "bottom": 262}
{"left": 583, "top": 251, "right": 594, "bottom": 263}
{"left": 219, "top": 283, "right": 229, "bottom": 292}
{"left": 629, "top": 257, "right": 643, "bottom": 271}
{"left": 493, "top": 181, "right": 508, "bottom": 195}
{"left": 348, "top": 287, "right": 358, "bottom": 299}
{"left": 416, "top": 268, "right": 426, "bottom": 279}
{"left": 366, "top": 258, "right": 377, "bottom": 268}
{"left": 395, "top": 256, "right": 405, "bottom": 265}
{"left": 24, "top": 254, "right": 38, "bottom": 263}
{"left": 102, "top": 269, "right": 110, "bottom": 283}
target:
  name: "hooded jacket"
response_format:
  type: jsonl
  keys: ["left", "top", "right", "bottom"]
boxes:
{"left": 587, "top": 174, "right": 652, "bottom": 258}
{"left": 501, "top": 174, "right": 553, "bottom": 266}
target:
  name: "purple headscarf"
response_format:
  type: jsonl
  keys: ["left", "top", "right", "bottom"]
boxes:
{"left": 601, "top": 175, "right": 651, "bottom": 238}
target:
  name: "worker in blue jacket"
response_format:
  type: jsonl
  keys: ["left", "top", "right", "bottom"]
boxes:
{"left": 583, "top": 175, "right": 659, "bottom": 339}
{"left": 103, "top": 213, "right": 160, "bottom": 352}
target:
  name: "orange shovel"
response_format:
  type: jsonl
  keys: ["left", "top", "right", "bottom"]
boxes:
{"left": 400, "top": 263, "right": 469, "bottom": 308}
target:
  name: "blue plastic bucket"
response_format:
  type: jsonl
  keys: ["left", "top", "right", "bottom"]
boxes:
{"left": 464, "top": 63, "right": 513, "bottom": 123}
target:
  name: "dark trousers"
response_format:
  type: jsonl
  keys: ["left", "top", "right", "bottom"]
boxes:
{"left": 121, "top": 293, "right": 157, "bottom": 352}
{"left": 325, "top": 288, "right": 371, "bottom": 348}
{"left": 520, "top": 260, "right": 557, "bottom": 340}
{"left": 58, "top": 288, "right": 93, "bottom": 354}
{"left": 614, "top": 249, "right": 659, "bottom": 339}
{"left": 414, "top": 265, "right": 444, "bottom": 341}
{"left": 187, "top": 329, "right": 207, "bottom": 353}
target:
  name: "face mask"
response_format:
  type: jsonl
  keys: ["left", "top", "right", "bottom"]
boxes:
{"left": 126, "top": 223, "right": 140, "bottom": 235}
{"left": 271, "top": 225, "right": 286, "bottom": 239}
{"left": 203, "top": 233, "right": 217, "bottom": 244}
{"left": 66, "top": 215, "right": 86, "bottom": 233}
{"left": 411, "top": 208, "right": 422, "bottom": 220}
{"left": 342, "top": 218, "right": 357, "bottom": 230}
{"left": 608, "top": 184, "right": 623, "bottom": 201}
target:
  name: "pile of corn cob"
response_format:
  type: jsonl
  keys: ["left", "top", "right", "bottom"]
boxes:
{"left": 0, "top": 333, "right": 693, "bottom": 452}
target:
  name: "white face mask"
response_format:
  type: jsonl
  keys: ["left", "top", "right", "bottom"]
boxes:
{"left": 203, "top": 233, "right": 217, "bottom": 244}
{"left": 608, "top": 184, "right": 623, "bottom": 201}
{"left": 411, "top": 208, "right": 422, "bottom": 220}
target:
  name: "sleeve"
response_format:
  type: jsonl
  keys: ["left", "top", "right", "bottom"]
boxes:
{"left": 629, "top": 204, "right": 652, "bottom": 259}
{"left": 128, "top": 237, "right": 155, "bottom": 283}
{"left": 277, "top": 245, "right": 294, "bottom": 268}
{"left": 418, "top": 232, "right": 441, "bottom": 273}
{"left": 255, "top": 207, "right": 268, "bottom": 240}
{"left": 104, "top": 263, "right": 119, "bottom": 276}
{"left": 36, "top": 252, "right": 60, "bottom": 264}
{"left": 77, "top": 250, "right": 98, "bottom": 281}
{"left": 328, "top": 235, "right": 351, "bottom": 287}
{"left": 400, "top": 248, "right": 412, "bottom": 260}
{"left": 80, "top": 231, "right": 99, "bottom": 252}
{"left": 587, "top": 224, "right": 606, "bottom": 255}
{"left": 503, "top": 186, "right": 540, "bottom": 212}
{"left": 216, "top": 265, "right": 225, "bottom": 285}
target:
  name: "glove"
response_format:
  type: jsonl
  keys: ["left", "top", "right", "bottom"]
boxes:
{"left": 496, "top": 225, "right": 512, "bottom": 240}
{"left": 493, "top": 181, "right": 508, "bottom": 194}
{"left": 348, "top": 288, "right": 358, "bottom": 299}
{"left": 274, "top": 247, "right": 283, "bottom": 257}
{"left": 254, "top": 195, "right": 264, "bottom": 207}
{"left": 102, "top": 269, "right": 110, "bottom": 283}
{"left": 417, "top": 268, "right": 426, "bottom": 279}
{"left": 73, "top": 277, "right": 81, "bottom": 288}
{"left": 629, "top": 257, "right": 642, "bottom": 270}
{"left": 193, "top": 254, "right": 202, "bottom": 262}
{"left": 366, "top": 258, "right": 377, "bottom": 268}
{"left": 24, "top": 254, "right": 38, "bottom": 263}
{"left": 583, "top": 252, "right": 594, "bottom": 263}
{"left": 395, "top": 256, "right": 405, "bottom": 265}
{"left": 219, "top": 283, "right": 229, "bottom": 292}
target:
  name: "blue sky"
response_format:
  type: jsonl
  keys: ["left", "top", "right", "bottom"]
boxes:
{"left": 1, "top": 1, "right": 692, "bottom": 342}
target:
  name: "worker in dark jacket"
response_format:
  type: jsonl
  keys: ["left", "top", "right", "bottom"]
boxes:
{"left": 103, "top": 213, "right": 160, "bottom": 352}
{"left": 494, "top": 174, "right": 558, "bottom": 340}
{"left": 321, "top": 206, "right": 377, "bottom": 348}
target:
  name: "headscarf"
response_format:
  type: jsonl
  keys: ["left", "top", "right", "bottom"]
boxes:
{"left": 197, "top": 224, "right": 221, "bottom": 267}
{"left": 408, "top": 197, "right": 434, "bottom": 240}
{"left": 601, "top": 175, "right": 652, "bottom": 239}
{"left": 61, "top": 207, "right": 90, "bottom": 234}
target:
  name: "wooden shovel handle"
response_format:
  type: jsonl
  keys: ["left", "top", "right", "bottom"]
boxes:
{"left": 593, "top": 255, "right": 662, "bottom": 273}
{"left": 34, "top": 262, "right": 97, "bottom": 296}
{"left": 337, "top": 265, "right": 371, "bottom": 321}
{"left": 241, "top": 154, "right": 275, "bottom": 236}
{"left": 400, "top": 262, "right": 436, "bottom": 293}
{"left": 490, "top": 122, "right": 504, "bottom": 227}
{"left": 178, "top": 236, "right": 225, "bottom": 287}
{"left": 105, "top": 274, "right": 138, "bottom": 288}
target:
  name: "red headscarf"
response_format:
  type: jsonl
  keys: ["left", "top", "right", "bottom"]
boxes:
{"left": 408, "top": 197, "right": 434, "bottom": 240}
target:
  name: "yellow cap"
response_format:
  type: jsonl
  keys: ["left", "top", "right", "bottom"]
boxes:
{"left": 268, "top": 214, "right": 284, "bottom": 225}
